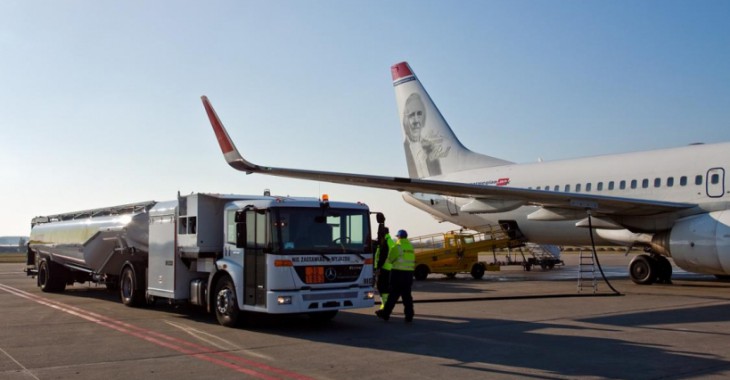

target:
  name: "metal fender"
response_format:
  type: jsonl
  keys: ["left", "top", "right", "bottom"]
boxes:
{"left": 209, "top": 257, "right": 244, "bottom": 311}
{"left": 670, "top": 211, "right": 730, "bottom": 275}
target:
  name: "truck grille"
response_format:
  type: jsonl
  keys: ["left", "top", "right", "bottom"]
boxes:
{"left": 295, "top": 265, "right": 363, "bottom": 284}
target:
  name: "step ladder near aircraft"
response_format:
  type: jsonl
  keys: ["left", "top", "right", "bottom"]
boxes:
{"left": 578, "top": 248, "right": 598, "bottom": 293}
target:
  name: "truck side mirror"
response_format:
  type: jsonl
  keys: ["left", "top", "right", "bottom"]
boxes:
{"left": 236, "top": 221, "right": 246, "bottom": 248}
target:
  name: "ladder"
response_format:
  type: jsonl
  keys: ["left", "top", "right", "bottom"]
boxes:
{"left": 578, "top": 248, "right": 597, "bottom": 293}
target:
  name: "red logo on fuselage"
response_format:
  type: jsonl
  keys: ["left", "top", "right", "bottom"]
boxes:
{"left": 496, "top": 178, "right": 510, "bottom": 186}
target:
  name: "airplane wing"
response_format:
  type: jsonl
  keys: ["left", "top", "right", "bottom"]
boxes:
{"left": 201, "top": 96, "right": 697, "bottom": 217}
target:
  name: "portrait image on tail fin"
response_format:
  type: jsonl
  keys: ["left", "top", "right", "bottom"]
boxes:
{"left": 403, "top": 93, "right": 450, "bottom": 178}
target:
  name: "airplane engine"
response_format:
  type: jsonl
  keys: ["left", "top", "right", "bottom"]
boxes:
{"left": 669, "top": 211, "right": 730, "bottom": 275}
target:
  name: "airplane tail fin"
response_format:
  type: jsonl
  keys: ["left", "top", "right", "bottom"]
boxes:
{"left": 392, "top": 62, "right": 512, "bottom": 179}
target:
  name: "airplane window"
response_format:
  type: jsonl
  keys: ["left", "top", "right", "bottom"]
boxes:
{"left": 654, "top": 178, "right": 661, "bottom": 188}
{"left": 565, "top": 184, "right": 571, "bottom": 192}
{"left": 642, "top": 179, "right": 649, "bottom": 188}
{"left": 620, "top": 180, "right": 626, "bottom": 190}
{"left": 575, "top": 184, "right": 582, "bottom": 192}
{"left": 586, "top": 183, "right": 592, "bottom": 192}
{"left": 712, "top": 174, "right": 720, "bottom": 184}
{"left": 695, "top": 175, "right": 703, "bottom": 185}
{"left": 667, "top": 177, "right": 674, "bottom": 187}
{"left": 680, "top": 176, "right": 687, "bottom": 186}
{"left": 597, "top": 182, "right": 604, "bottom": 191}
{"left": 631, "top": 180, "right": 637, "bottom": 189}
{"left": 554, "top": 185, "right": 559, "bottom": 191}
{"left": 608, "top": 181, "right": 615, "bottom": 190}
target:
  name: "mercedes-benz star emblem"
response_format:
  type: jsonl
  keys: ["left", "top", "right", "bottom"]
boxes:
{"left": 324, "top": 267, "right": 337, "bottom": 281}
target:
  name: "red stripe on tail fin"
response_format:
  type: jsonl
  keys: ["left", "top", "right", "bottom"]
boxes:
{"left": 201, "top": 96, "right": 234, "bottom": 154}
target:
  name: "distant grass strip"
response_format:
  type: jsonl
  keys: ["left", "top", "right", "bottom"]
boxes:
{"left": 0, "top": 254, "right": 25, "bottom": 263}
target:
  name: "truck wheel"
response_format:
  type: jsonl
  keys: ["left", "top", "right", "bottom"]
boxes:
{"left": 471, "top": 263, "right": 486, "bottom": 280}
{"left": 120, "top": 266, "right": 145, "bottom": 307}
{"left": 38, "top": 259, "right": 67, "bottom": 292}
{"left": 214, "top": 276, "right": 240, "bottom": 327}
{"left": 414, "top": 265, "right": 429, "bottom": 281}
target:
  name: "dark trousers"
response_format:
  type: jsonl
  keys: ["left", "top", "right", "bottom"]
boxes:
{"left": 381, "top": 269, "right": 414, "bottom": 319}
{"left": 376, "top": 269, "right": 391, "bottom": 295}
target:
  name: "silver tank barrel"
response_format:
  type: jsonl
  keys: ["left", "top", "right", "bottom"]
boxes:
{"left": 29, "top": 201, "right": 155, "bottom": 272}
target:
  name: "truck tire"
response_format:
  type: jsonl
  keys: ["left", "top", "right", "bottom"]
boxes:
{"left": 120, "top": 265, "right": 145, "bottom": 307}
{"left": 414, "top": 265, "right": 429, "bottom": 281}
{"left": 38, "top": 259, "right": 67, "bottom": 293}
{"left": 214, "top": 276, "right": 240, "bottom": 327}
{"left": 471, "top": 263, "right": 486, "bottom": 280}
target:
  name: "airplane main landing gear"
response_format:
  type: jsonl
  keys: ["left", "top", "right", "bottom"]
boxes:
{"left": 629, "top": 254, "right": 672, "bottom": 285}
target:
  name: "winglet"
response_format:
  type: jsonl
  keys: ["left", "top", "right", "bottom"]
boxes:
{"left": 201, "top": 96, "right": 257, "bottom": 173}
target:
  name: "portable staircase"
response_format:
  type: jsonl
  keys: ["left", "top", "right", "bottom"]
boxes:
{"left": 523, "top": 243, "right": 564, "bottom": 270}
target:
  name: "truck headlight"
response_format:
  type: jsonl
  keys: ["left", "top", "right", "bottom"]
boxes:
{"left": 277, "top": 296, "right": 292, "bottom": 305}
{"left": 364, "top": 291, "right": 375, "bottom": 300}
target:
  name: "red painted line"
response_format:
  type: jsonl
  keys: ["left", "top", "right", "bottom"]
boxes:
{"left": 0, "top": 283, "right": 314, "bottom": 380}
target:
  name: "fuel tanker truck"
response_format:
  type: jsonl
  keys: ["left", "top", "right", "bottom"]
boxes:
{"left": 26, "top": 192, "right": 375, "bottom": 326}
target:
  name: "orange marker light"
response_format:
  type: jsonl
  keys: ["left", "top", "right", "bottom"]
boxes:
{"left": 322, "top": 194, "right": 329, "bottom": 202}
{"left": 275, "top": 260, "right": 294, "bottom": 267}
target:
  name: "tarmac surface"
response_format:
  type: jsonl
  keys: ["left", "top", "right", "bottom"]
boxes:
{"left": 2, "top": 253, "right": 730, "bottom": 379}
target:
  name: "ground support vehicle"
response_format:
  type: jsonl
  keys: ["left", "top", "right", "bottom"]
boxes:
{"left": 411, "top": 226, "right": 525, "bottom": 280}
{"left": 26, "top": 193, "right": 375, "bottom": 326}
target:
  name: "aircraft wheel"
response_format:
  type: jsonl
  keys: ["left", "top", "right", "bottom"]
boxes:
{"left": 655, "top": 256, "right": 673, "bottom": 284}
{"left": 629, "top": 254, "right": 656, "bottom": 285}
{"left": 414, "top": 265, "right": 429, "bottom": 281}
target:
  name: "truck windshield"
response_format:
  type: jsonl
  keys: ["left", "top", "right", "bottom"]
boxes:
{"left": 272, "top": 207, "right": 370, "bottom": 254}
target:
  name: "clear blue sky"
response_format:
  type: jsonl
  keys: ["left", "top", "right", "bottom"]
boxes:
{"left": 1, "top": 1, "right": 729, "bottom": 237}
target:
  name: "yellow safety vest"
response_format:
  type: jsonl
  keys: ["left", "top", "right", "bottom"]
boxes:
{"left": 375, "top": 234, "right": 395, "bottom": 270}
{"left": 388, "top": 238, "right": 415, "bottom": 272}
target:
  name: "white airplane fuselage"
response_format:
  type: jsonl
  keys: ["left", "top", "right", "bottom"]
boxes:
{"left": 406, "top": 142, "right": 729, "bottom": 246}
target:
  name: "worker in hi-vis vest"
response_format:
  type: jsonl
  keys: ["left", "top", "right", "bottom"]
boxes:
{"left": 376, "top": 229, "right": 415, "bottom": 322}
{"left": 374, "top": 227, "right": 395, "bottom": 309}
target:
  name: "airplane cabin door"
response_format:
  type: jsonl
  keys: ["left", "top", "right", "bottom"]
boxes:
{"left": 706, "top": 168, "right": 725, "bottom": 198}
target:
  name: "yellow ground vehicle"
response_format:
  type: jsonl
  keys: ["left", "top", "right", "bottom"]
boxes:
{"left": 411, "top": 226, "right": 523, "bottom": 280}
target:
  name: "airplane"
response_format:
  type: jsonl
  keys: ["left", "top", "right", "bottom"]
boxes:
{"left": 201, "top": 61, "right": 730, "bottom": 285}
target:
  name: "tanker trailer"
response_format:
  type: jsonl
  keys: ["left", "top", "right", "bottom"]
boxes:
{"left": 27, "top": 201, "right": 154, "bottom": 292}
